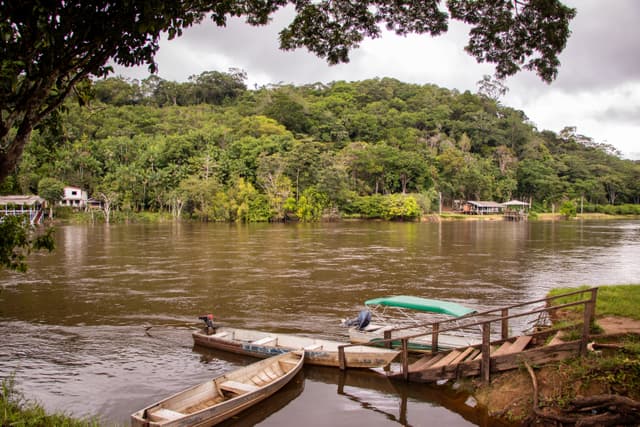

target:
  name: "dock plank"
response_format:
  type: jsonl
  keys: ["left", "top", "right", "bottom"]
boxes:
{"left": 450, "top": 347, "right": 475, "bottom": 365}
{"left": 492, "top": 341, "right": 513, "bottom": 357}
{"left": 430, "top": 350, "right": 461, "bottom": 369}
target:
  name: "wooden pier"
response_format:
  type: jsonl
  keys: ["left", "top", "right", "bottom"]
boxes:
{"left": 503, "top": 210, "right": 527, "bottom": 221}
{"left": 0, "top": 195, "right": 46, "bottom": 225}
{"left": 338, "top": 288, "right": 599, "bottom": 384}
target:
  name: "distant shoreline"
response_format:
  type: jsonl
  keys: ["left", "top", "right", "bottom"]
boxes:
{"left": 431, "top": 212, "right": 640, "bottom": 222}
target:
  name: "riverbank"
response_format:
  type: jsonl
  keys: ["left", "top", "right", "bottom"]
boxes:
{"left": 1, "top": 376, "right": 99, "bottom": 426}
{"left": 470, "top": 284, "right": 640, "bottom": 425}
{"left": 53, "top": 209, "right": 640, "bottom": 225}
{"left": 433, "top": 212, "right": 640, "bottom": 222}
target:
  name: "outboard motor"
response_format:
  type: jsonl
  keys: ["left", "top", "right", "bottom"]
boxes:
{"left": 356, "top": 309, "right": 371, "bottom": 330}
{"left": 343, "top": 309, "right": 371, "bottom": 330}
{"left": 198, "top": 314, "right": 216, "bottom": 335}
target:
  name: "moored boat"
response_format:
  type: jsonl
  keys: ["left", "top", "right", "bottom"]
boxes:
{"left": 344, "top": 295, "right": 480, "bottom": 352}
{"left": 131, "top": 350, "right": 304, "bottom": 427}
{"left": 192, "top": 326, "right": 399, "bottom": 369}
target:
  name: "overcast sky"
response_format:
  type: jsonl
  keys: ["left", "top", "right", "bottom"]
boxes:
{"left": 114, "top": 0, "right": 640, "bottom": 160}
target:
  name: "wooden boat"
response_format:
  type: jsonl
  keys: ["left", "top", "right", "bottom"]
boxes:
{"left": 131, "top": 351, "right": 304, "bottom": 427}
{"left": 192, "top": 326, "right": 399, "bottom": 369}
{"left": 344, "top": 295, "right": 481, "bottom": 352}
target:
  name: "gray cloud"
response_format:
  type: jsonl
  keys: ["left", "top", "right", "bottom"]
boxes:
{"left": 551, "top": 1, "right": 640, "bottom": 92}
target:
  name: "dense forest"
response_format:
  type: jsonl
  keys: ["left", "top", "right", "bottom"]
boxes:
{"left": 3, "top": 70, "right": 639, "bottom": 222}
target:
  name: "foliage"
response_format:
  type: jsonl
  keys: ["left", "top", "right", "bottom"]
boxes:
{"left": 345, "top": 194, "right": 421, "bottom": 220}
{"left": 582, "top": 203, "right": 640, "bottom": 216}
{"left": 0, "top": 0, "right": 576, "bottom": 184}
{"left": 1, "top": 376, "right": 99, "bottom": 426}
{"left": 295, "top": 186, "right": 329, "bottom": 222}
{"left": 37, "top": 177, "right": 65, "bottom": 216}
{"left": 4, "top": 77, "right": 639, "bottom": 224}
{"left": 0, "top": 216, "right": 54, "bottom": 272}
{"left": 559, "top": 200, "right": 577, "bottom": 219}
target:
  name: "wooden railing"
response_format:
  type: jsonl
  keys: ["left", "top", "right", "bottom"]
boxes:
{"left": 0, "top": 207, "right": 44, "bottom": 225}
{"left": 338, "top": 287, "right": 599, "bottom": 383}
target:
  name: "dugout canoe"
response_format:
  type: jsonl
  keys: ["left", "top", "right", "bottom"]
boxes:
{"left": 131, "top": 351, "right": 304, "bottom": 427}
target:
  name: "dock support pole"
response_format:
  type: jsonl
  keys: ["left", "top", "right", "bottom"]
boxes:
{"left": 481, "top": 323, "right": 491, "bottom": 384}
{"left": 338, "top": 346, "right": 346, "bottom": 370}
{"left": 580, "top": 287, "right": 598, "bottom": 355}
{"left": 402, "top": 339, "right": 409, "bottom": 381}
{"left": 501, "top": 309, "right": 509, "bottom": 340}
{"left": 432, "top": 322, "right": 439, "bottom": 354}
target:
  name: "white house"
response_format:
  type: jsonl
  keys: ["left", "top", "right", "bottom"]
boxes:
{"left": 60, "top": 186, "right": 88, "bottom": 209}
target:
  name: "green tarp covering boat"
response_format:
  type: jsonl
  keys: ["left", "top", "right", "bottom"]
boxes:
{"left": 365, "top": 295, "right": 476, "bottom": 318}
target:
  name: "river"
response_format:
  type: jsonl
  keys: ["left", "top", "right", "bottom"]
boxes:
{"left": 1, "top": 220, "right": 639, "bottom": 426}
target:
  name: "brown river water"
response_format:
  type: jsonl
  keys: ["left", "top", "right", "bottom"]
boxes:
{"left": 1, "top": 220, "right": 639, "bottom": 426}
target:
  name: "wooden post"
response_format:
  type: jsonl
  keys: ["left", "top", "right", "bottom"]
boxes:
{"left": 431, "top": 322, "right": 440, "bottom": 354}
{"left": 384, "top": 330, "right": 392, "bottom": 349}
{"left": 338, "top": 346, "right": 346, "bottom": 370}
{"left": 501, "top": 308, "right": 509, "bottom": 340}
{"left": 402, "top": 339, "right": 409, "bottom": 381}
{"left": 481, "top": 323, "right": 491, "bottom": 384}
{"left": 580, "top": 287, "right": 598, "bottom": 355}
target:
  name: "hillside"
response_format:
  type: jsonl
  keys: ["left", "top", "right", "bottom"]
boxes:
{"left": 4, "top": 73, "right": 639, "bottom": 222}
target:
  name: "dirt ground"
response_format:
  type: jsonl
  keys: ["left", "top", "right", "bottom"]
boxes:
{"left": 472, "top": 316, "right": 640, "bottom": 425}
{"left": 597, "top": 316, "right": 640, "bottom": 335}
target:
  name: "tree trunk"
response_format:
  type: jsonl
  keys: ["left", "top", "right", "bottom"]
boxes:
{"left": 0, "top": 128, "right": 32, "bottom": 183}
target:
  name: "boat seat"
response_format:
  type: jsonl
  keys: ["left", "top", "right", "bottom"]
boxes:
{"left": 149, "top": 408, "right": 184, "bottom": 422}
{"left": 212, "top": 332, "right": 229, "bottom": 338}
{"left": 219, "top": 380, "right": 259, "bottom": 394}
{"left": 252, "top": 336, "right": 276, "bottom": 346}
{"left": 304, "top": 344, "right": 322, "bottom": 351}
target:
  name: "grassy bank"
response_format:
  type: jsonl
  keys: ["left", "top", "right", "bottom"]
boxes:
{"left": 548, "top": 284, "right": 640, "bottom": 321}
{"left": 474, "top": 284, "right": 640, "bottom": 425}
{"left": 1, "top": 376, "right": 99, "bottom": 426}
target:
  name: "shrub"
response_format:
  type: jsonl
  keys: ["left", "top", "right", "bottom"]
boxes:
{"left": 559, "top": 200, "right": 577, "bottom": 219}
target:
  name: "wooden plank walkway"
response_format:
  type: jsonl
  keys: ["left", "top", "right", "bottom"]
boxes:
{"left": 390, "top": 333, "right": 585, "bottom": 383}
{"left": 339, "top": 287, "right": 599, "bottom": 384}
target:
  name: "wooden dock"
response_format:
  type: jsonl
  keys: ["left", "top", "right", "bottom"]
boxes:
{"left": 387, "top": 332, "right": 583, "bottom": 383}
{"left": 503, "top": 210, "right": 527, "bottom": 221}
{"left": 0, "top": 195, "right": 45, "bottom": 225}
{"left": 339, "top": 288, "right": 599, "bottom": 384}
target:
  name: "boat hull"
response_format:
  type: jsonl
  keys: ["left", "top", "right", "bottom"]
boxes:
{"left": 131, "top": 351, "right": 304, "bottom": 427}
{"left": 193, "top": 327, "right": 399, "bottom": 369}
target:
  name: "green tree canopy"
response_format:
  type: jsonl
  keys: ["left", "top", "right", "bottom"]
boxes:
{"left": 37, "top": 177, "right": 64, "bottom": 217}
{"left": 1, "top": 0, "right": 576, "bottom": 183}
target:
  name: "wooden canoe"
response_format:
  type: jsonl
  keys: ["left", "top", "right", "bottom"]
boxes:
{"left": 192, "top": 327, "right": 399, "bottom": 369}
{"left": 131, "top": 351, "right": 304, "bottom": 427}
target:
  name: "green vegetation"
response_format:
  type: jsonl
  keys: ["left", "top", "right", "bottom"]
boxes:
{"left": 2, "top": 76, "right": 638, "bottom": 224}
{"left": 1, "top": 1, "right": 576, "bottom": 185}
{"left": 0, "top": 216, "right": 54, "bottom": 272}
{"left": 477, "top": 285, "right": 640, "bottom": 424}
{"left": 549, "top": 284, "right": 640, "bottom": 321}
{"left": 559, "top": 200, "right": 577, "bottom": 219}
{"left": 1, "top": 376, "right": 98, "bottom": 427}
